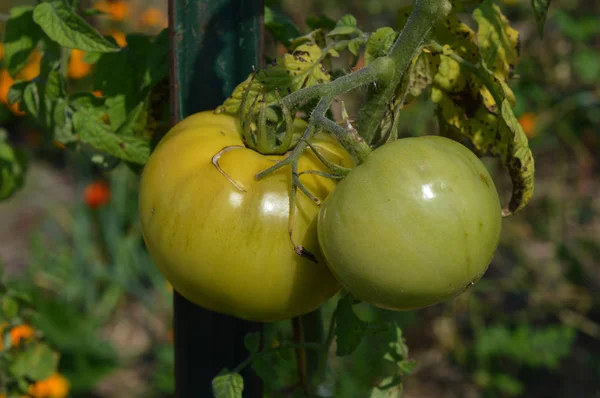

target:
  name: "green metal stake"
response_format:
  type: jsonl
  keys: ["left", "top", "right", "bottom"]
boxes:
{"left": 168, "top": 0, "right": 264, "bottom": 396}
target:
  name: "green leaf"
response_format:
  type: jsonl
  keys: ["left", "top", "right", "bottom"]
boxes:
{"left": 3, "top": 7, "right": 43, "bottom": 78}
{"left": 114, "top": 101, "right": 147, "bottom": 137}
{"left": 10, "top": 342, "right": 59, "bottom": 381}
{"left": 93, "top": 32, "right": 168, "bottom": 130}
{"left": 264, "top": 7, "right": 302, "bottom": 49}
{"left": 0, "top": 132, "right": 28, "bottom": 200}
{"left": 364, "top": 27, "right": 399, "bottom": 65}
{"left": 69, "top": 92, "right": 107, "bottom": 120}
{"left": 244, "top": 332, "right": 260, "bottom": 354}
{"left": 347, "top": 37, "right": 366, "bottom": 57}
{"left": 212, "top": 369, "right": 244, "bottom": 398}
{"left": 72, "top": 113, "right": 150, "bottom": 164}
{"left": 52, "top": 98, "right": 74, "bottom": 144}
{"left": 531, "top": 0, "right": 551, "bottom": 39}
{"left": 33, "top": 0, "right": 120, "bottom": 52}
{"left": 7, "top": 81, "right": 29, "bottom": 106}
{"left": 39, "top": 60, "right": 66, "bottom": 130}
{"left": 82, "top": 52, "right": 102, "bottom": 64}
{"left": 328, "top": 14, "right": 359, "bottom": 37}
{"left": 1, "top": 296, "right": 19, "bottom": 320}
{"left": 22, "top": 82, "right": 40, "bottom": 117}
{"left": 55, "top": 92, "right": 106, "bottom": 144}
{"left": 334, "top": 294, "right": 368, "bottom": 356}
{"left": 368, "top": 375, "right": 402, "bottom": 397}
{"left": 218, "top": 43, "right": 330, "bottom": 115}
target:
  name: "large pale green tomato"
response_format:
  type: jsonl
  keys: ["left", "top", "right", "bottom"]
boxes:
{"left": 318, "top": 136, "right": 502, "bottom": 311}
{"left": 139, "top": 111, "right": 353, "bottom": 322}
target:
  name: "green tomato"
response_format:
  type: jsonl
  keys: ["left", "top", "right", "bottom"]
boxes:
{"left": 317, "top": 136, "right": 502, "bottom": 310}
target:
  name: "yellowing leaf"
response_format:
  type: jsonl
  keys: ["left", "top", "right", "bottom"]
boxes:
{"left": 217, "top": 43, "right": 330, "bottom": 115}
{"left": 473, "top": 2, "right": 519, "bottom": 79}
{"left": 406, "top": 51, "right": 440, "bottom": 98}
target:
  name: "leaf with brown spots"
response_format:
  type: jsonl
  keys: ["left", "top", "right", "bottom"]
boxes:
{"left": 216, "top": 44, "right": 331, "bottom": 115}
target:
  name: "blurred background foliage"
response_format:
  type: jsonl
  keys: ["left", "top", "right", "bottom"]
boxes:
{"left": 0, "top": 0, "right": 599, "bottom": 397}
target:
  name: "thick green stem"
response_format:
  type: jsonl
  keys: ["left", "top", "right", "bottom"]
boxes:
{"left": 358, "top": 0, "right": 452, "bottom": 142}
{"left": 311, "top": 97, "right": 372, "bottom": 164}
{"left": 280, "top": 60, "right": 385, "bottom": 109}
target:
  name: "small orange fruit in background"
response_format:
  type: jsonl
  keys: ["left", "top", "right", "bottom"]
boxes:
{"left": 29, "top": 373, "right": 70, "bottom": 398}
{"left": 110, "top": 31, "right": 127, "bottom": 48}
{"left": 140, "top": 7, "right": 167, "bottom": 28}
{"left": 0, "top": 69, "right": 25, "bottom": 116}
{"left": 53, "top": 141, "right": 66, "bottom": 150}
{"left": 518, "top": 112, "right": 537, "bottom": 138}
{"left": 84, "top": 181, "right": 111, "bottom": 209}
{"left": 0, "top": 48, "right": 42, "bottom": 116}
{"left": 0, "top": 324, "right": 35, "bottom": 349}
{"left": 95, "top": 0, "right": 130, "bottom": 21}
{"left": 16, "top": 49, "right": 42, "bottom": 81}
{"left": 68, "top": 49, "right": 92, "bottom": 80}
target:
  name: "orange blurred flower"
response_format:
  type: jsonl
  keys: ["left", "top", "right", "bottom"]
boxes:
{"left": 0, "top": 324, "right": 35, "bottom": 350}
{"left": 110, "top": 31, "right": 128, "bottom": 48}
{"left": 0, "top": 48, "right": 42, "bottom": 116}
{"left": 93, "top": 90, "right": 104, "bottom": 98}
{"left": 16, "top": 49, "right": 42, "bottom": 81}
{"left": 83, "top": 181, "right": 111, "bottom": 209}
{"left": 53, "top": 141, "right": 66, "bottom": 150}
{"left": 518, "top": 112, "right": 537, "bottom": 138}
{"left": 29, "top": 373, "right": 70, "bottom": 398}
{"left": 68, "top": 49, "right": 92, "bottom": 80}
{"left": 95, "top": 0, "right": 130, "bottom": 21}
{"left": 140, "top": 7, "right": 167, "bottom": 28}
{"left": 0, "top": 69, "right": 25, "bottom": 116}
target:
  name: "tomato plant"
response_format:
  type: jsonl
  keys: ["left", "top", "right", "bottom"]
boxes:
{"left": 318, "top": 136, "right": 502, "bottom": 310}
{"left": 0, "top": 0, "right": 551, "bottom": 394}
{"left": 139, "top": 111, "right": 354, "bottom": 322}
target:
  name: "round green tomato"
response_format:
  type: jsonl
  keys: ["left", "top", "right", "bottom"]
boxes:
{"left": 317, "top": 136, "right": 502, "bottom": 310}
{"left": 139, "top": 111, "right": 353, "bottom": 322}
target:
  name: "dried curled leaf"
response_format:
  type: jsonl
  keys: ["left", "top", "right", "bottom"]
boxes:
{"left": 500, "top": 100, "right": 535, "bottom": 215}
{"left": 216, "top": 43, "right": 331, "bottom": 115}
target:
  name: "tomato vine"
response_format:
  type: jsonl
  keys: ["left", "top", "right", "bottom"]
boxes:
{"left": 0, "top": 0, "right": 551, "bottom": 395}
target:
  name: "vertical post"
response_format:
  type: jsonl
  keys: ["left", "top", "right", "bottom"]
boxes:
{"left": 168, "top": 0, "right": 264, "bottom": 396}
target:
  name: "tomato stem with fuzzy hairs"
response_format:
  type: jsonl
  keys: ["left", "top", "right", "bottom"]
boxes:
{"left": 272, "top": 0, "right": 451, "bottom": 153}
{"left": 357, "top": 0, "right": 452, "bottom": 143}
